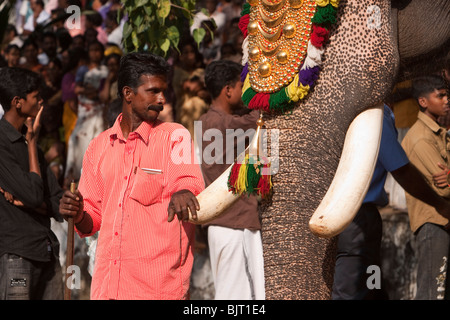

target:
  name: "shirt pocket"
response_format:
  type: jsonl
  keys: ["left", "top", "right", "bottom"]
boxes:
{"left": 129, "top": 168, "right": 164, "bottom": 206}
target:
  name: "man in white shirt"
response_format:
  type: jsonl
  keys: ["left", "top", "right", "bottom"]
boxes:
{"left": 23, "top": 0, "right": 50, "bottom": 35}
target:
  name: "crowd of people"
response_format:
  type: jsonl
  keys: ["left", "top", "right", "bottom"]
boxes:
{"left": 0, "top": 0, "right": 245, "bottom": 190}
{"left": 0, "top": 0, "right": 450, "bottom": 301}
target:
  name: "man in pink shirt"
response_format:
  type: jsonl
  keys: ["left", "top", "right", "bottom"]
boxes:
{"left": 59, "top": 52, "right": 205, "bottom": 299}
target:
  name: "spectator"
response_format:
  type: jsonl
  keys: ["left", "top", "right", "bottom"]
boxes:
{"left": 105, "top": 10, "right": 123, "bottom": 49}
{"left": 59, "top": 52, "right": 205, "bottom": 300}
{"left": 3, "top": 44, "right": 21, "bottom": 68}
{"left": 0, "top": 67, "right": 64, "bottom": 300}
{"left": 401, "top": 75, "right": 450, "bottom": 300}
{"left": 23, "top": 0, "right": 51, "bottom": 36}
{"left": 199, "top": 59, "right": 264, "bottom": 299}
{"left": 64, "top": 40, "right": 107, "bottom": 189}
{"left": 20, "top": 38, "right": 44, "bottom": 73}
{"left": 171, "top": 36, "right": 205, "bottom": 123}
{"left": 38, "top": 31, "right": 59, "bottom": 65}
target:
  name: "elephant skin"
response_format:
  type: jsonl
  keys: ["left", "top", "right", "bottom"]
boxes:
{"left": 260, "top": 0, "right": 439, "bottom": 300}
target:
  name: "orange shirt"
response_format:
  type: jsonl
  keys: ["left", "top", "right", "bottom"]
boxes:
{"left": 76, "top": 115, "right": 204, "bottom": 299}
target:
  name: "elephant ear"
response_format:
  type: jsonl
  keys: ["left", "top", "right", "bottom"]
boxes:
{"left": 309, "top": 104, "right": 384, "bottom": 238}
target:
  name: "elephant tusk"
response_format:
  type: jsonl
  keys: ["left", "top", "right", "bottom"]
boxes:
{"left": 309, "top": 104, "right": 384, "bottom": 238}
{"left": 188, "top": 116, "right": 264, "bottom": 224}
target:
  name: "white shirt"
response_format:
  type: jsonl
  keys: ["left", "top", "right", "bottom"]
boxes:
{"left": 24, "top": 9, "right": 50, "bottom": 32}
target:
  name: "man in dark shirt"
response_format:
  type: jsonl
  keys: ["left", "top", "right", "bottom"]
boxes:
{"left": 198, "top": 60, "right": 264, "bottom": 299}
{"left": 0, "top": 67, "right": 64, "bottom": 300}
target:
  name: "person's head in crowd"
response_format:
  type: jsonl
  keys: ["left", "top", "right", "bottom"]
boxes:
{"left": 117, "top": 52, "right": 170, "bottom": 100}
{"left": 41, "top": 32, "right": 58, "bottom": 60}
{"left": 71, "top": 34, "right": 85, "bottom": 49}
{"left": 84, "top": 27, "right": 99, "bottom": 46}
{"left": 220, "top": 43, "right": 237, "bottom": 60}
{"left": 176, "top": 36, "right": 204, "bottom": 71}
{"left": 4, "top": 44, "right": 20, "bottom": 68}
{"left": 85, "top": 11, "right": 103, "bottom": 29}
{"left": 0, "top": 67, "right": 42, "bottom": 114}
{"left": 50, "top": 8, "right": 67, "bottom": 30}
{"left": 30, "top": 0, "right": 45, "bottom": 15}
{"left": 87, "top": 40, "right": 104, "bottom": 65}
{"left": 205, "top": 0, "right": 219, "bottom": 15}
{"left": 1, "top": 25, "right": 18, "bottom": 50}
{"left": 205, "top": 59, "right": 243, "bottom": 109}
{"left": 105, "top": 10, "right": 122, "bottom": 34}
{"left": 55, "top": 28, "right": 73, "bottom": 53}
{"left": 105, "top": 53, "right": 121, "bottom": 76}
{"left": 44, "top": 57, "right": 63, "bottom": 89}
{"left": 21, "top": 39, "right": 41, "bottom": 69}
{"left": 412, "top": 75, "right": 448, "bottom": 116}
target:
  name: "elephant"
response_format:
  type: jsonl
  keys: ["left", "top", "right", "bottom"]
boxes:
{"left": 191, "top": 0, "right": 449, "bottom": 299}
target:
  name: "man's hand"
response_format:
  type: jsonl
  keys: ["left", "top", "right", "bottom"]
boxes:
{"left": 0, "top": 187, "right": 24, "bottom": 207}
{"left": 59, "top": 189, "right": 84, "bottom": 223}
{"left": 24, "top": 105, "right": 43, "bottom": 144}
{"left": 168, "top": 189, "right": 200, "bottom": 222}
{"left": 433, "top": 163, "right": 450, "bottom": 188}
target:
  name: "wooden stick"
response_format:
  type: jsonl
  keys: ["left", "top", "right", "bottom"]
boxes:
{"left": 64, "top": 181, "right": 76, "bottom": 300}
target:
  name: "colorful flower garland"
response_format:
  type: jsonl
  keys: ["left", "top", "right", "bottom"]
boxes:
{"left": 239, "top": 0, "right": 340, "bottom": 112}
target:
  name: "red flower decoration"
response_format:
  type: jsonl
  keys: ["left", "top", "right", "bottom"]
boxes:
{"left": 310, "top": 24, "right": 330, "bottom": 48}
{"left": 238, "top": 14, "right": 250, "bottom": 38}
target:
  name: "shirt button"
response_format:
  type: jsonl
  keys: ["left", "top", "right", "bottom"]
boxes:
{"left": 124, "top": 176, "right": 127, "bottom": 180}
{"left": 115, "top": 232, "right": 118, "bottom": 236}
{"left": 119, "top": 203, "right": 121, "bottom": 207}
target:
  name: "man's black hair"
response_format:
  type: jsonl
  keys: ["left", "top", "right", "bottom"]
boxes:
{"left": 0, "top": 67, "right": 41, "bottom": 112}
{"left": 204, "top": 59, "right": 242, "bottom": 100}
{"left": 117, "top": 52, "right": 169, "bottom": 98}
{"left": 412, "top": 75, "right": 447, "bottom": 110}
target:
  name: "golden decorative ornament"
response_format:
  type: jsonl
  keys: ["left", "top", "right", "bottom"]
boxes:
{"left": 289, "top": 0, "right": 303, "bottom": 9}
{"left": 258, "top": 61, "right": 272, "bottom": 77}
{"left": 276, "top": 50, "right": 289, "bottom": 64}
{"left": 248, "top": 0, "right": 316, "bottom": 92}
{"left": 249, "top": 46, "right": 261, "bottom": 61}
{"left": 283, "top": 22, "right": 296, "bottom": 38}
{"left": 248, "top": 20, "right": 259, "bottom": 35}
{"left": 261, "top": 0, "right": 287, "bottom": 12}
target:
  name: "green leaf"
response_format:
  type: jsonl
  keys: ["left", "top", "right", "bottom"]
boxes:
{"left": 192, "top": 28, "right": 206, "bottom": 47}
{"left": 158, "top": 38, "right": 170, "bottom": 55}
{"left": 157, "top": 0, "right": 171, "bottom": 19}
{"left": 135, "top": 0, "right": 148, "bottom": 7}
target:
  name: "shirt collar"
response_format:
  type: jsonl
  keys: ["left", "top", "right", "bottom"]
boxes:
{"left": 0, "top": 118, "right": 25, "bottom": 143}
{"left": 109, "top": 113, "right": 157, "bottom": 145}
{"left": 417, "top": 111, "right": 443, "bottom": 135}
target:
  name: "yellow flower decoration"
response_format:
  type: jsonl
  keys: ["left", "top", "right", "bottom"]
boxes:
{"left": 286, "top": 75, "right": 310, "bottom": 102}
{"left": 242, "top": 75, "right": 251, "bottom": 96}
{"left": 316, "top": 0, "right": 339, "bottom": 7}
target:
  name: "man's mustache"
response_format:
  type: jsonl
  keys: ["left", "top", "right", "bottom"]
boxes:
{"left": 147, "top": 105, "right": 163, "bottom": 112}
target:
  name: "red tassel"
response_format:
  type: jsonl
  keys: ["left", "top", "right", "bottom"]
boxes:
{"left": 248, "top": 93, "right": 270, "bottom": 111}
{"left": 228, "top": 162, "right": 242, "bottom": 192}
{"left": 257, "top": 173, "right": 271, "bottom": 198}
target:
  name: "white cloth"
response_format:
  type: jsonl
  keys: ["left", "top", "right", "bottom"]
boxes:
{"left": 23, "top": 9, "right": 50, "bottom": 32}
{"left": 208, "top": 226, "right": 265, "bottom": 300}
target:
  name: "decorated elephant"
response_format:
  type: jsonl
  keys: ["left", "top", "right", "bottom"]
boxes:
{"left": 190, "top": 0, "right": 450, "bottom": 299}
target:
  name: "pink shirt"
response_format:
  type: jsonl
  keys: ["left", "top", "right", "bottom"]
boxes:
{"left": 76, "top": 115, "right": 204, "bottom": 299}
